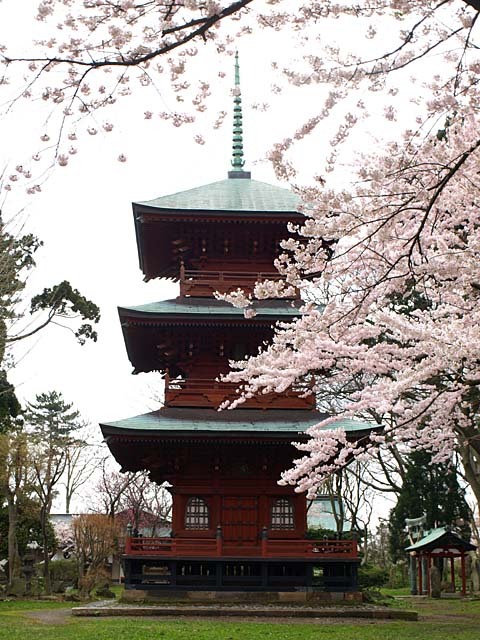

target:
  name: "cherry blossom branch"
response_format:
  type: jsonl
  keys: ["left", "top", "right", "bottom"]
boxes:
{"left": 2, "top": 1, "right": 253, "bottom": 69}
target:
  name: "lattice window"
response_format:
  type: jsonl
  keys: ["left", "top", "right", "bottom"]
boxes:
{"left": 185, "top": 497, "right": 210, "bottom": 530}
{"left": 270, "top": 498, "right": 295, "bottom": 530}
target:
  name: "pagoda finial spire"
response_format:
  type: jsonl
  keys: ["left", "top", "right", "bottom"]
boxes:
{"left": 228, "top": 51, "right": 251, "bottom": 179}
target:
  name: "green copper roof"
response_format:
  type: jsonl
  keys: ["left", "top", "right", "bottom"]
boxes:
{"left": 101, "top": 408, "right": 377, "bottom": 436}
{"left": 405, "top": 527, "right": 447, "bottom": 551}
{"left": 135, "top": 178, "right": 300, "bottom": 213}
{"left": 119, "top": 297, "right": 302, "bottom": 318}
{"left": 405, "top": 527, "right": 476, "bottom": 552}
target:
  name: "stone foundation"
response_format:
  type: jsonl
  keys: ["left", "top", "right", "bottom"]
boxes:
{"left": 120, "top": 589, "right": 363, "bottom": 604}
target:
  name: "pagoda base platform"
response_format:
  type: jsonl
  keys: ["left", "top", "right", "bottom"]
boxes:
{"left": 123, "top": 557, "right": 359, "bottom": 593}
{"left": 120, "top": 589, "right": 363, "bottom": 604}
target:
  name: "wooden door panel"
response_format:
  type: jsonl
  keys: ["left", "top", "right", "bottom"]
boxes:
{"left": 221, "top": 496, "right": 258, "bottom": 544}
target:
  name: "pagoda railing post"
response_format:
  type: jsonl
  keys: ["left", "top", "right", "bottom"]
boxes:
{"left": 261, "top": 526, "right": 268, "bottom": 557}
{"left": 179, "top": 260, "right": 186, "bottom": 296}
{"left": 125, "top": 523, "right": 132, "bottom": 554}
{"left": 352, "top": 538, "right": 358, "bottom": 557}
{"left": 216, "top": 525, "right": 223, "bottom": 556}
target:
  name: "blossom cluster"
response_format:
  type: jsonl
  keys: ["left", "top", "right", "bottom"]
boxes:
{"left": 225, "top": 102, "right": 480, "bottom": 493}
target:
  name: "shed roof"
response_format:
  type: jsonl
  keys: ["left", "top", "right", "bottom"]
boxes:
{"left": 135, "top": 178, "right": 300, "bottom": 214}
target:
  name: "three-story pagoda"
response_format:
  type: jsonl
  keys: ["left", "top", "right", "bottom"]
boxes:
{"left": 101, "top": 56, "right": 370, "bottom": 597}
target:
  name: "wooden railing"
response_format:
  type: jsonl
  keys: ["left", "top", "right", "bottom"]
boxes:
{"left": 126, "top": 537, "right": 220, "bottom": 556}
{"left": 164, "top": 376, "right": 315, "bottom": 410}
{"left": 263, "top": 539, "right": 357, "bottom": 558}
{"left": 179, "top": 267, "right": 295, "bottom": 298}
{"left": 125, "top": 535, "right": 357, "bottom": 559}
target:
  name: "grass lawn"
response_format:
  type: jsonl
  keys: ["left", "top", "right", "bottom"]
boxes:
{"left": 379, "top": 586, "right": 411, "bottom": 597}
{"left": 1, "top": 596, "right": 480, "bottom": 640}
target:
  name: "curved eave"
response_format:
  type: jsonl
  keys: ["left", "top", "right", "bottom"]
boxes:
{"left": 134, "top": 203, "right": 304, "bottom": 218}
{"left": 117, "top": 298, "right": 303, "bottom": 375}
{"left": 118, "top": 297, "right": 303, "bottom": 325}
{"left": 100, "top": 409, "right": 381, "bottom": 474}
{"left": 118, "top": 299, "right": 302, "bottom": 321}
{"left": 100, "top": 409, "right": 378, "bottom": 440}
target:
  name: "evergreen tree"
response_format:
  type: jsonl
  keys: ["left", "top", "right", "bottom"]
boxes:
{"left": 25, "top": 391, "right": 83, "bottom": 594}
{"left": 389, "top": 451, "right": 471, "bottom": 562}
{"left": 0, "top": 495, "right": 55, "bottom": 561}
{"left": 0, "top": 371, "right": 21, "bottom": 433}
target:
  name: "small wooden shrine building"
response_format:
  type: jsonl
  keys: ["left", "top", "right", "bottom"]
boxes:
{"left": 406, "top": 527, "right": 476, "bottom": 596}
{"left": 100, "top": 56, "right": 373, "bottom": 596}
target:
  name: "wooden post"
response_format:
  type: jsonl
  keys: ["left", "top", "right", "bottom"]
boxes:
{"left": 351, "top": 538, "right": 358, "bottom": 558}
{"left": 216, "top": 525, "right": 223, "bottom": 557}
{"left": 164, "top": 369, "right": 170, "bottom": 404}
{"left": 450, "top": 557, "right": 455, "bottom": 592}
{"left": 261, "top": 562, "right": 268, "bottom": 588}
{"left": 261, "top": 526, "right": 268, "bottom": 558}
{"left": 427, "top": 554, "right": 432, "bottom": 596}
{"left": 461, "top": 554, "right": 467, "bottom": 596}
{"left": 125, "top": 523, "right": 132, "bottom": 554}
{"left": 216, "top": 562, "right": 223, "bottom": 588}
{"left": 170, "top": 561, "right": 177, "bottom": 587}
{"left": 418, "top": 554, "right": 423, "bottom": 595}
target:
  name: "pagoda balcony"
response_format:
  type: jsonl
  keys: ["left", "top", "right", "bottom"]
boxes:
{"left": 179, "top": 267, "right": 295, "bottom": 298}
{"left": 164, "top": 376, "right": 315, "bottom": 410}
{"left": 124, "top": 535, "right": 358, "bottom": 560}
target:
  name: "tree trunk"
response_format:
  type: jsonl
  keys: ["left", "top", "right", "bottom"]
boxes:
{"left": 7, "top": 498, "right": 20, "bottom": 585}
{"left": 78, "top": 552, "right": 91, "bottom": 599}
{"left": 66, "top": 490, "right": 71, "bottom": 514}
{"left": 40, "top": 506, "right": 52, "bottom": 594}
{"left": 361, "top": 526, "right": 369, "bottom": 565}
{"left": 460, "top": 444, "right": 480, "bottom": 518}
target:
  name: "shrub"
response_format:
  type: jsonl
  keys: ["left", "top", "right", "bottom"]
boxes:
{"left": 305, "top": 527, "right": 338, "bottom": 540}
{"left": 387, "top": 562, "right": 409, "bottom": 588}
{"left": 358, "top": 564, "right": 389, "bottom": 589}
{"left": 49, "top": 559, "right": 78, "bottom": 588}
{"left": 305, "top": 527, "right": 358, "bottom": 540}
